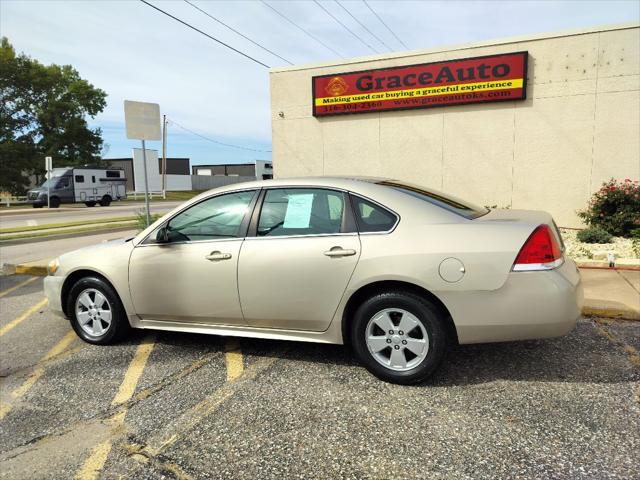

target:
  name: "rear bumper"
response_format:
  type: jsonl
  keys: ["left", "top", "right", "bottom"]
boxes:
{"left": 443, "top": 258, "right": 583, "bottom": 344}
{"left": 44, "top": 275, "right": 66, "bottom": 318}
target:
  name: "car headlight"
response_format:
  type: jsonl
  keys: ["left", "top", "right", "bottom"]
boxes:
{"left": 47, "top": 258, "right": 60, "bottom": 275}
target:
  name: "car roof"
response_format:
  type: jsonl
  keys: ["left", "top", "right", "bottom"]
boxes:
{"left": 204, "top": 176, "right": 386, "bottom": 192}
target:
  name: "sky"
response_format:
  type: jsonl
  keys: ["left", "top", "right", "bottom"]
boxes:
{"left": 2, "top": 0, "right": 639, "bottom": 167}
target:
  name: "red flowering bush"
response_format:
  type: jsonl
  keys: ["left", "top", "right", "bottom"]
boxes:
{"left": 578, "top": 179, "right": 640, "bottom": 237}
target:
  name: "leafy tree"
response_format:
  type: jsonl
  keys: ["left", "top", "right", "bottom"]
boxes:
{"left": 0, "top": 37, "right": 107, "bottom": 194}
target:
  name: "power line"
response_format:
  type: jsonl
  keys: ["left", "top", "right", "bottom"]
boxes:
{"left": 184, "top": 0, "right": 293, "bottom": 65}
{"left": 335, "top": 1, "right": 393, "bottom": 52}
{"left": 139, "top": 0, "right": 270, "bottom": 68}
{"left": 167, "top": 119, "right": 272, "bottom": 153}
{"left": 362, "top": 0, "right": 409, "bottom": 50}
{"left": 313, "top": 0, "right": 379, "bottom": 54}
{"left": 260, "top": 1, "right": 345, "bottom": 59}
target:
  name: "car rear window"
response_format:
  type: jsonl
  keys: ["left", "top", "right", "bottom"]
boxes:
{"left": 351, "top": 195, "right": 398, "bottom": 233}
{"left": 378, "top": 181, "right": 489, "bottom": 219}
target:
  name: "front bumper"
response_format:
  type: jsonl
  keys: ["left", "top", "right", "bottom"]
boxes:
{"left": 44, "top": 275, "right": 66, "bottom": 318}
{"left": 442, "top": 258, "right": 583, "bottom": 344}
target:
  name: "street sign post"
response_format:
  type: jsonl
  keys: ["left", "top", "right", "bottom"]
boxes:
{"left": 124, "top": 100, "right": 161, "bottom": 226}
{"left": 45, "top": 156, "right": 52, "bottom": 209}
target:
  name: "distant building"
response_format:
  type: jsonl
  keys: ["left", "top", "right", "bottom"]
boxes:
{"left": 192, "top": 160, "right": 273, "bottom": 180}
{"left": 106, "top": 157, "right": 190, "bottom": 192}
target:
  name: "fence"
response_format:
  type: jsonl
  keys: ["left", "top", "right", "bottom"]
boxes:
{"left": 1, "top": 196, "right": 28, "bottom": 207}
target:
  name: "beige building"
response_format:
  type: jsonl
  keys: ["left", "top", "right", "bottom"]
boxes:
{"left": 269, "top": 23, "right": 640, "bottom": 227}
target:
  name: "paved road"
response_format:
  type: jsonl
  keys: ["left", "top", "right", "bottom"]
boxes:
{"left": 1, "top": 275, "right": 639, "bottom": 479}
{"left": 0, "top": 201, "right": 183, "bottom": 229}
{"left": 1, "top": 229, "right": 138, "bottom": 267}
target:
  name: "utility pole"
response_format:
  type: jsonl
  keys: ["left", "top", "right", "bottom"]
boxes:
{"left": 45, "top": 156, "right": 52, "bottom": 208}
{"left": 162, "top": 115, "right": 167, "bottom": 200}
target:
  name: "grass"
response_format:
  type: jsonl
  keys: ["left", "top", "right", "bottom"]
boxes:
{"left": 0, "top": 216, "right": 136, "bottom": 234}
{"left": 0, "top": 204, "right": 32, "bottom": 210}
{"left": 0, "top": 222, "right": 136, "bottom": 241}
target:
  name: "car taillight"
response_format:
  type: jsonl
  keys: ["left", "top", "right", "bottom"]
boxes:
{"left": 512, "top": 225, "right": 563, "bottom": 271}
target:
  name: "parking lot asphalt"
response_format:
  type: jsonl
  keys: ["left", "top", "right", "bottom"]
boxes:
{"left": 1, "top": 274, "right": 639, "bottom": 479}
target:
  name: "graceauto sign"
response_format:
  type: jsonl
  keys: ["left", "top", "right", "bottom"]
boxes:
{"left": 312, "top": 51, "right": 528, "bottom": 117}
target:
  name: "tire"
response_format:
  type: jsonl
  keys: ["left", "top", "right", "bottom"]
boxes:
{"left": 67, "top": 276, "right": 130, "bottom": 345}
{"left": 84, "top": 201, "right": 96, "bottom": 207}
{"left": 49, "top": 197, "right": 61, "bottom": 208}
{"left": 350, "top": 291, "right": 447, "bottom": 385}
{"left": 99, "top": 195, "right": 112, "bottom": 207}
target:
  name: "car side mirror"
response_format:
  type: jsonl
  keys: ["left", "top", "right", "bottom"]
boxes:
{"left": 156, "top": 225, "right": 170, "bottom": 243}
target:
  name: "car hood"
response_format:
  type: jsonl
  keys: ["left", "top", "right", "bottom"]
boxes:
{"left": 58, "top": 237, "right": 135, "bottom": 273}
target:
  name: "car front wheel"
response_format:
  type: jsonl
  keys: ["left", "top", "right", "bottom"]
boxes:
{"left": 351, "top": 291, "right": 447, "bottom": 384}
{"left": 67, "top": 276, "right": 130, "bottom": 344}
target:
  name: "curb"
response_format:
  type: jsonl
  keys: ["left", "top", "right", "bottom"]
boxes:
{"left": 582, "top": 306, "right": 640, "bottom": 321}
{"left": 15, "top": 264, "right": 48, "bottom": 276}
{"left": 0, "top": 226, "right": 137, "bottom": 246}
{"left": 577, "top": 262, "right": 640, "bottom": 271}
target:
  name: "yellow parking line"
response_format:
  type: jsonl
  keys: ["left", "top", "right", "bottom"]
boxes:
{"left": 0, "top": 330, "right": 77, "bottom": 420}
{"left": 0, "top": 276, "right": 39, "bottom": 298}
{"left": 75, "top": 333, "right": 156, "bottom": 480}
{"left": 0, "top": 298, "right": 48, "bottom": 337}
{"left": 225, "top": 339, "right": 243, "bottom": 381}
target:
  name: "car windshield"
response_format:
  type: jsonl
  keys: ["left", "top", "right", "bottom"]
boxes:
{"left": 377, "top": 180, "right": 489, "bottom": 219}
{"left": 39, "top": 174, "right": 66, "bottom": 189}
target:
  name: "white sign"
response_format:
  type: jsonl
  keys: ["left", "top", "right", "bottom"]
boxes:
{"left": 124, "top": 100, "right": 161, "bottom": 140}
{"left": 283, "top": 194, "right": 314, "bottom": 228}
{"left": 45, "top": 156, "right": 52, "bottom": 172}
{"left": 133, "top": 148, "right": 162, "bottom": 192}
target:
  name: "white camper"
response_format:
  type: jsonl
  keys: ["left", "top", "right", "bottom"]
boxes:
{"left": 27, "top": 167, "right": 127, "bottom": 208}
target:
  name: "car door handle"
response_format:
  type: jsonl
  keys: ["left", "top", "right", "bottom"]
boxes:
{"left": 205, "top": 251, "right": 232, "bottom": 261}
{"left": 324, "top": 247, "right": 357, "bottom": 257}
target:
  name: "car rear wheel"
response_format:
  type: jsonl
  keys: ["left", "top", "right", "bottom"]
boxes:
{"left": 100, "top": 195, "right": 111, "bottom": 207}
{"left": 351, "top": 291, "right": 447, "bottom": 384}
{"left": 67, "top": 276, "right": 130, "bottom": 344}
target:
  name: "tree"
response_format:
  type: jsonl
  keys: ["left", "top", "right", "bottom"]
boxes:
{"left": 0, "top": 37, "right": 107, "bottom": 194}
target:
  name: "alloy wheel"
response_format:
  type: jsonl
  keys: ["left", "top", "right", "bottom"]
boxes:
{"left": 365, "top": 308, "right": 429, "bottom": 371}
{"left": 75, "top": 288, "right": 113, "bottom": 337}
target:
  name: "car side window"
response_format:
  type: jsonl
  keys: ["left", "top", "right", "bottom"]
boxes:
{"left": 351, "top": 195, "right": 398, "bottom": 233}
{"left": 258, "top": 188, "right": 345, "bottom": 237}
{"left": 164, "top": 190, "right": 256, "bottom": 242}
{"left": 75, "top": 175, "right": 84, "bottom": 183}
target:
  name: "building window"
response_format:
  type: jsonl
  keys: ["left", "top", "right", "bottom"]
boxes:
{"left": 75, "top": 175, "right": 84, "bottom": 183}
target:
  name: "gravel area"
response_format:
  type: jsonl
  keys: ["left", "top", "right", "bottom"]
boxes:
{"left": 560, "top": 228, "right": 639, "bottom": 264}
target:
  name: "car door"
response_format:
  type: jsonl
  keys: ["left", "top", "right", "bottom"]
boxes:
{"left": 238, "top": 187, "right": 361, "bottom": 332}
{"left": 129, "top": 189, "right": 258, "bottom": 325}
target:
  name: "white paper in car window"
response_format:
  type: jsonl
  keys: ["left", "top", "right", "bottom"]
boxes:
{"left": 283, "top": 194, "right": 314, "bottom": 228}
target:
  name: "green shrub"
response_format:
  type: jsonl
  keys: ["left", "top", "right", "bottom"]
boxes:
{"left": 135, "top": 208, "right": 160, "bottom": 232}
{"left": 578, "top": 178, "right": 640, "bottom": 237}
{"left": 577, "top": 226, "right": 613, "bottom": 244}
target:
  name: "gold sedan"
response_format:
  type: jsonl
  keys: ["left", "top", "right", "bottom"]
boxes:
{"left": 45, "top": 177, "right": 583, "bottom": 384}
